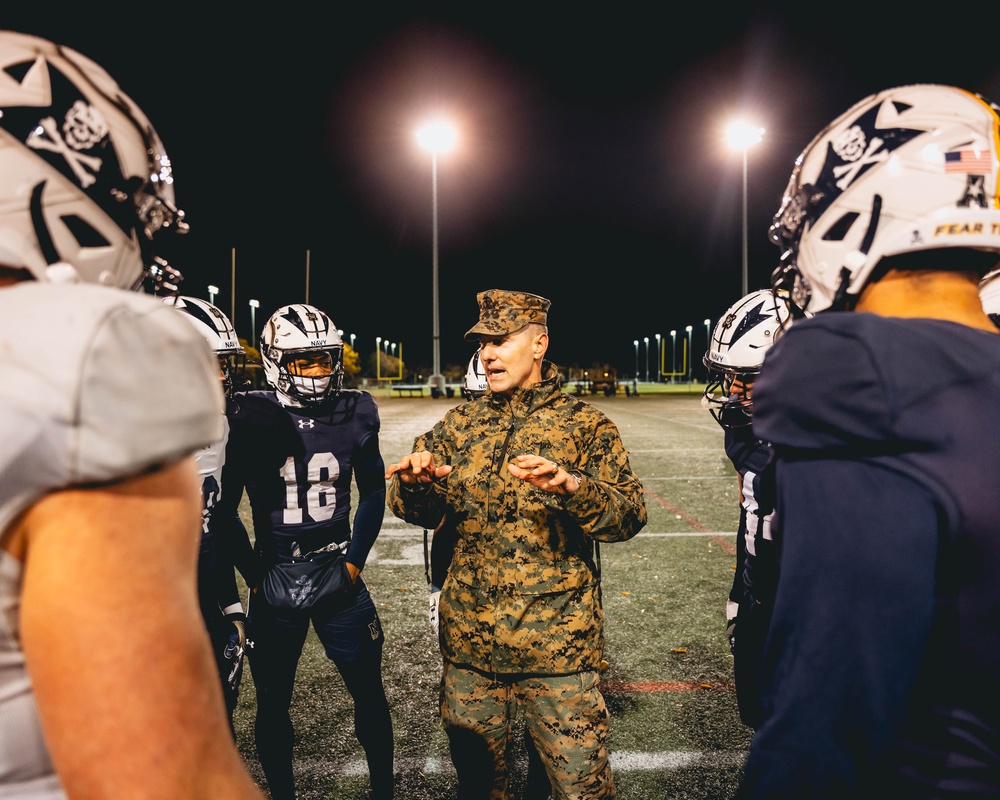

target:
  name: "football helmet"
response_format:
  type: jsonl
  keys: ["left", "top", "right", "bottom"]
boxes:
{"left": 261, "top": 303, "right": 343, "bottom": 406}
{"left": 980, "top": 268, "right": 1000, "bottom": 328}
{"left": 703, "top": 289, "right": 792, "bottom": 429}
{"left": 462, "top": 350, "right": 487, "bottom": 400}
{"left": 769, "top": 84, "right": 1000, "bottom": 316}
{"left": 0, "top": 31, "right": 187, "bottom": 289}
{"left": 164, "top": 295, "right": 245, "bottom": 395}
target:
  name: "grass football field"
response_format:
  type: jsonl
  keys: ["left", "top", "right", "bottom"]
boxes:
{"left": 232, "top": 392, "right": 754, "bottom": 799}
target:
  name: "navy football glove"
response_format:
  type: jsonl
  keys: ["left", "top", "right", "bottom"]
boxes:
{"left": 725, "top": 617, "right": 737, "bottom": 654}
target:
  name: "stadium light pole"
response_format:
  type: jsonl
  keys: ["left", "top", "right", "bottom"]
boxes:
{"left": 248, "top": 298, "right": 259, "bottom": 341}
{"left": 207, "top": 284, "right": 218, "bottom": 305}
{"left": 703, "top": 319, "right": 712, "bottom": 382}
{"left": 633, "top": 339, "right": 639, "bottom": 381}
{"left": 670, "top": 330, "right": 676, "bottom": 385}
{"left": 726, "top": 120, "right": 764, "bottom": 297}
{"left": 685, "top": 325, "right": 693, "bottom": 383}
{"left": 349, "top": 333, "right": 356, "bottom": 350}
{"left": 643, "top": 337, "right": 650, "bottom": 383}
{"left": 416, "top": 119, "right": 457, "bottom": 394}
{"left": 655, "top": 333, "right": 662, "bottom": 382}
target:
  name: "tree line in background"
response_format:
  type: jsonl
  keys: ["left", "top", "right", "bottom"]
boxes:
{"left": 240, "top": 339, "right": 621, "bottom": 390}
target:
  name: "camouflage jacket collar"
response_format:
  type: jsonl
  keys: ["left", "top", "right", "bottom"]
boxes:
{"left": 488, "top": 360, "right": 562, "bottom": 416}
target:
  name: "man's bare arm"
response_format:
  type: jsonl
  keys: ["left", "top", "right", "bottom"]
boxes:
{"left": 17, "top": 457, "right": 264, "bottom": 799}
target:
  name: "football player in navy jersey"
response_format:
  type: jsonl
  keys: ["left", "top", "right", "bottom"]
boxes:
{"left": 164, "top": 295, "right": 250, "bottom": 733}
{"left": 737, "top": 85, "right": 1000, "bottom": 798}
{"left": 702, "top": 288, "right": 791, "bottom": 730}
{"left": 215, "top": 303, "right": 394, "bottom": 800}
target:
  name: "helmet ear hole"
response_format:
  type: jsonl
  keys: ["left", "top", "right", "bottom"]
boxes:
{"left": 822, "top": 212, "right": 860, "bottom": 242}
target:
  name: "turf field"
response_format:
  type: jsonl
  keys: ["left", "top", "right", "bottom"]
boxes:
{"left": 232, "top": 392, "right": 755, "bottom": 799}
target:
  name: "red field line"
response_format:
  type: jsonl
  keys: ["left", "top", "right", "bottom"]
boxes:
{"left": 643, "top": 487, "right": 710, "bottom": 531}
{"left": 642, "top": 487, "right": 737, "bottom": 555}
{"left": 601, "top": 680, "right": 735, "bottom": 693}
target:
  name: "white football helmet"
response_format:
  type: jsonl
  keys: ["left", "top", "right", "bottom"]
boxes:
{"left": 703, "top": 289, "right": 792, "bottom": 429}
{"left": 980, "top": 268, "right": 1000, "bottom": 329}
{"left": 261, "top": 303, "right": 343, "bottom": 406}
{"left": 462, "top": 351, "right": 487, "bottom": 400}
{"left": 164, "top": 296, "right": 245, "bottom": 396}
{"left": 0, "top": 31, "right": 187, "bottom": 289}
{"left": 769, "top": 84, "right": 1000, "bottom": 316}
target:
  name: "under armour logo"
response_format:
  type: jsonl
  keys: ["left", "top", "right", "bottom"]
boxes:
{"left": 26, "top": 101, "right": 108, "bottom": 188}
{"left": 297, "top": 418, "right": 315, "bottom": 429}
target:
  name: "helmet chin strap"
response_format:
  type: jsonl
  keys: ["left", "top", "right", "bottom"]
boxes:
{"left": 0, "top": 222, "right": 65, "bottom": 282}
{"left": 30, "top": 181, "right": 60, "bottom": 266}
{"left": 831, "top": 194, "right": 883, "bottom": 312}
{"left": 27, "top": 182, "right": 85, "bottom": 284}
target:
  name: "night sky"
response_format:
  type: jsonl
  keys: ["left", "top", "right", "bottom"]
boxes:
{"left": 8, "top": 6, "right": 1000, "bottom": 377}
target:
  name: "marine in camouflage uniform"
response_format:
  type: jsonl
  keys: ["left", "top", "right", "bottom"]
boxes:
{"left": 387, "top": 289, "right": 647, "bottom": 800}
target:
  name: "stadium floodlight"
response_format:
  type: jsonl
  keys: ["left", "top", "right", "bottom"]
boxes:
{"left": 633, "top": 339, "right": 639, "bottom": 381}
{"left": 655, "top": 333, "right": 661, "bottom": 382}
{"left": 703, "top": 319, "right": 711, "bottom": 382}
{"left": 685, "top": 325, "right": 693, "bottom": 382}
{"left": 416, "top": 119, "right": 457, "bottom": 395}
{"left": 726, "top": 120, "right": 764, "bottom": 297}
{"left": 670, "top": 330, "right": 676, "bottom": 385}
{"left": 207, "top": 284, "right": 219, "bottom": 304}
{"left": 248, "top": 298, "right": 260, "bottom": 340}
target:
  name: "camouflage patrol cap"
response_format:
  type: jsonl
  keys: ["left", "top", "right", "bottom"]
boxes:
{"left": 464, "top": 289, "right": 551, "bottom": 340}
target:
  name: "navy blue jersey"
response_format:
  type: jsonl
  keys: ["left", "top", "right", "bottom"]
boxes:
{"left": 217, "top": 389, "right": 385, "bottom": 572}
{"left": 724, "top": 426, "right": 777, "bottom": 605}
{"left": 724, "top": 424, "right": 778, "bottom": 730}
{"left": 740, "top": 313, "right": 1000, "bottom": 798}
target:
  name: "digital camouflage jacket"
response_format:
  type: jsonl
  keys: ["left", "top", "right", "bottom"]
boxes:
{"left": 387, "top": 362, "right": 647, "bottom": 675}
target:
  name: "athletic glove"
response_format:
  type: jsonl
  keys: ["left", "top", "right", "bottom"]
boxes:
{"left": 429, "top": 590, "right": 441, "bottom": 636}
{"left": 725, "top": 617, "right": 737, "bottom": 655}
{"left": 223, "top": 612, "right": 250, "bottom": 693}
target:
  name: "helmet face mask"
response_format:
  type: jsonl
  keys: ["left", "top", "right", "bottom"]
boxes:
{"left": 703, "top": 289, "right": 793, "bottom": 429}
{"left": 0, "top": 31, "right": 187, "bottom": 289}
{"left": 261, "top": 304, "right": 344, "bottom": 406}
{"left": 769, "top": 84, "right": 1000, "bottom": 315}
{"left": 462, "top": 351, "right": 487, "bottom": 400}
{"left": 163, "top": 296, "right": 245, "bottom": 396}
